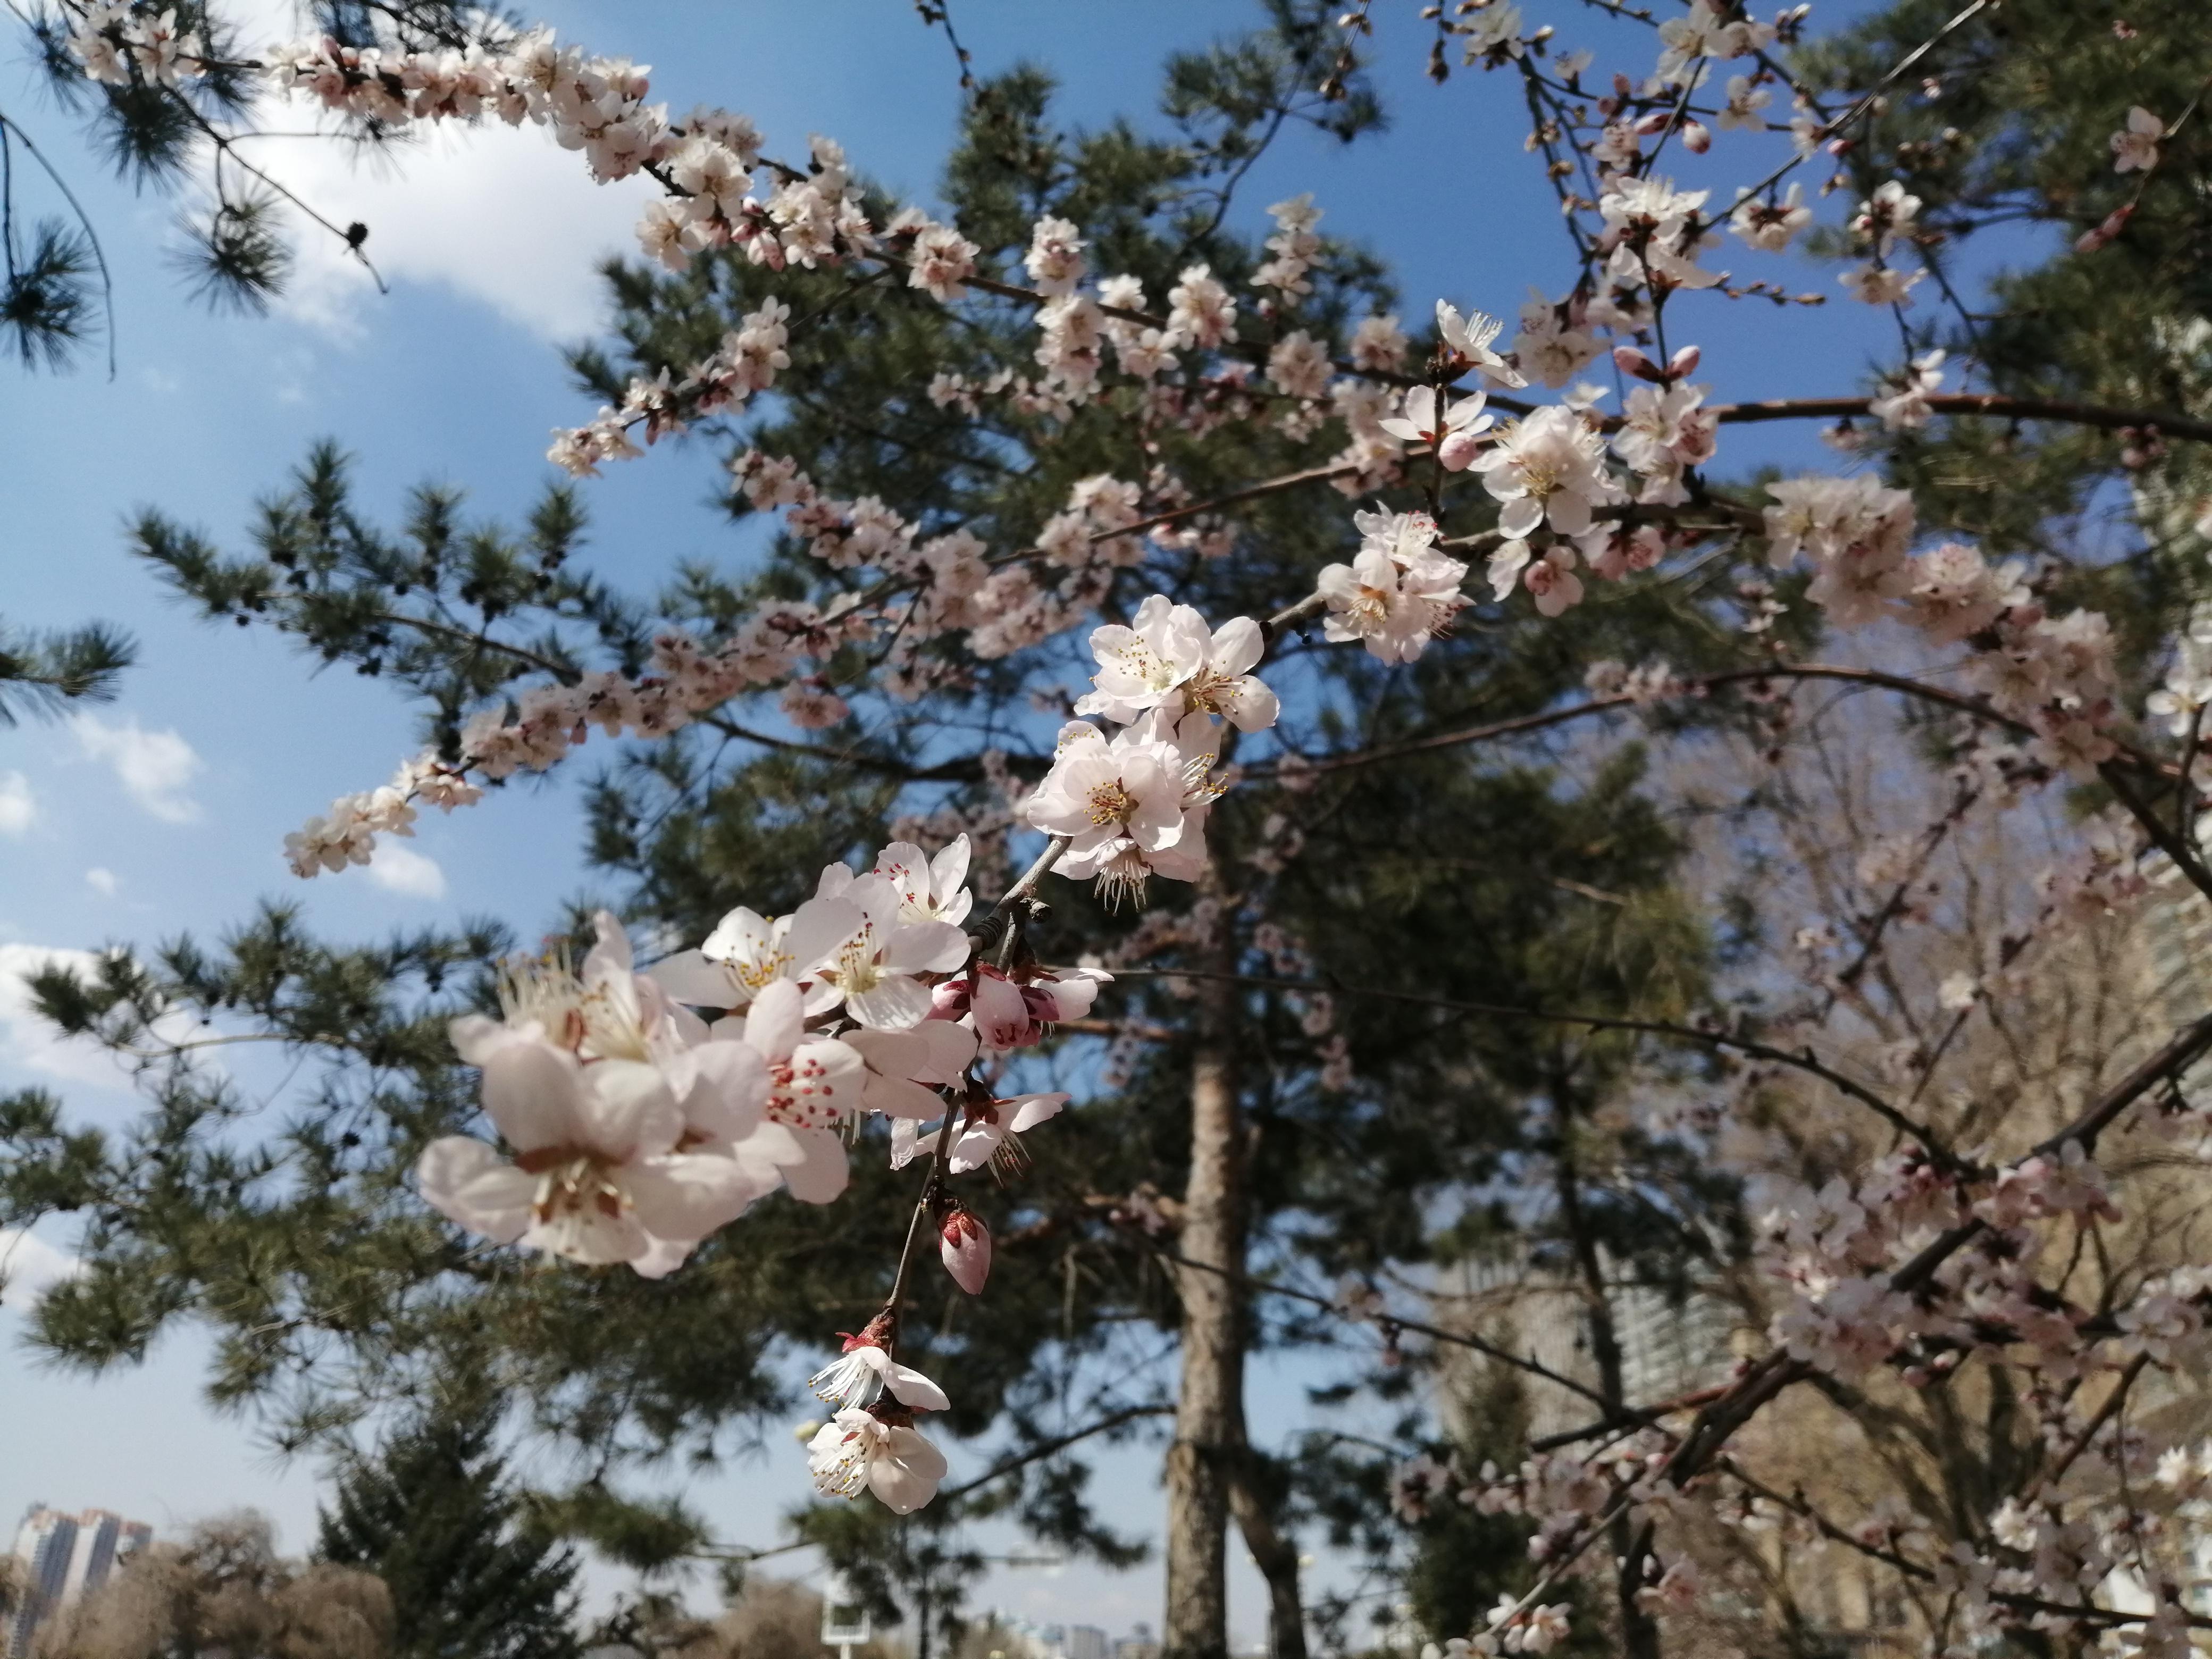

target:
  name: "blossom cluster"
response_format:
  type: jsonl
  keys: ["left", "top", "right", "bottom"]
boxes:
{"left": 1762, "top": 477, "right": 2122, "bottom": 775}
{"left": 1025, "top": 596, "right": 1280, "bottom": 904}
{"left": 281, "top": 608, "right": 882, "bottom": 874}
{"left": 64, "top": 2, "right": 203, "bottom": 86}
{"left": 421, "top": 834, "right": 1125, "bottom": 1514}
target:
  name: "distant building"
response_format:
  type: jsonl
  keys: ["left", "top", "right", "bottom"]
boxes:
{"left": 1111, "top": 1628, "right": 1161, "bottom": 1659}
{"left": 1062, "top": 1626, "right": 1108, "bottom": 1659}
{"left": 8, "top": 1506, "right": 153, "bottom": 1658}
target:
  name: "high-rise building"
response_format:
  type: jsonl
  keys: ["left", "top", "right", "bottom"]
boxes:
{"left": 1063, "top": 1625, "right": 1109, "bottom": 1659}
{"left": 7, "top": 1506, "right": 153, "bottom": 1658}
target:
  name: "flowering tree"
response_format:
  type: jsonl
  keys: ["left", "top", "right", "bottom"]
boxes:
{"left": 13, "top": 0, "right": 2212, "bottom": 1654}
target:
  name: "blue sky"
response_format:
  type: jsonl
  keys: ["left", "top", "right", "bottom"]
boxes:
{"left": 0, "top": 0, "right": 1959, "bottom": 1640}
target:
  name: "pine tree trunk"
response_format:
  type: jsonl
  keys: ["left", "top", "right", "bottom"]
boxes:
{"left": 1227, "top": 1457, "right": 1307, "bottom": 1659}
{"left": 1165, "top": 898, "right": 1244, "bottom": 1659}
{"left": 1552, "top": 1099, "right": 1661, "bottom": 1659}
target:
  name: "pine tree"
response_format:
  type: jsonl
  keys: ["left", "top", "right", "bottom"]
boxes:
{"left": 316, "top": 1405, "right": 582, "bottom": 1659}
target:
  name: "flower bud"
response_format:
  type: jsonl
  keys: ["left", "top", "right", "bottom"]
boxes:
{"left": 1681, "top": 119, "right": 1712, "bottom": 154}
{"left": 1437, "top": 428, "right": 1486, "bottom": 472}
{"left": 940, "top": 1204, "right": 992, "bottom": 1295}
{"left": 1612, "top": 345, "right": 1662, "bottom": 383}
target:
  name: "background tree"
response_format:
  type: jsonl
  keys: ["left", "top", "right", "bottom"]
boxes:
{"left": 32, "top": 1511, "right": 391, "bottom": 1659}
{"left": 315, "top": 1401, "right": 581, "bottom": 1659}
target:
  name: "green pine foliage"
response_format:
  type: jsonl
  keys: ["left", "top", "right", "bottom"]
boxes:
{"left": 0, "top": 615, "right": 135, "bottom": 724}
{"left": 316, "top": 1403, "right": 582, "bottom": 1659}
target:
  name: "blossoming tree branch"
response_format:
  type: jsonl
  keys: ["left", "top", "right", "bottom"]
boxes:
{"left": 15, "top": 0, "right": 2212, "bottom": 1654}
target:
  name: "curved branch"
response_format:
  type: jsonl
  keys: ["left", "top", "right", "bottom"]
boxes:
{"left": 1109, "top": 966, "right": 1957, "bottom": 1163}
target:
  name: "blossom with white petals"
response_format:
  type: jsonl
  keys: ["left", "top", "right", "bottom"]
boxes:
{"left": 1024, "top": 216, "right": 1087, "bottom": 296}
{"left": 1870, "top": 349, "right": 1947, "bottom": 430}
{"left": 1318, "top": 510, "right": 1469, "bottom": 663}
{"left": 2113, "top": 105, "right": 2164, "bottom": 173}
{"left": 1166, "top": 264, "right": 1238, "bottom": 349}
{"left": 1488, "top": 540, "right": 1585, "bottom": 617}
{"left": 809, "top": 1406, "right": 948, "bottom": 1513}
{"left": 873, "top": 836, "right": 975, "bottom": 925}
{"left": 950, "top": 1091, "right": 1069, "bottom": 1173}
{"left": 648, "top": 895, "right": 863, "bottom": 1012}
{"left": 909, "top": 222, "right": 981, "bottom": 300}
{"left": 1840, "top": 263, "right": 1924, "bottom": 306}
{"left": 418, "top": 913, "right": 774, "bottom": 1276}
{"left": 1474, "top": 405, "right": 1618, "bottom": 539}
{"left": 810, "top": 1325, "right": 951, "bottom": 1412}
{"left": 736, "top": 979, "right": 865, "bottom": 1202}
{"left": 1717, "top": 74, "right": 1771, "bottom": 130}
{"left": 1730, "top": 183, "right": 1812, "bottom": 252}
{"left": 1436, "top": 301, "right": 1527, "bottom": 388}
{"left": 807, "top": 867, "right": 973, "bottom": 1028}
{"left": 1074, "top": 596, "right": 1280, "bottom": 738}
{"left": 1026, "top": 720, "right": 1210, "bottom": 905}
{"left": 1379, "top": 386, "right": 1494, "bottom": 468}
{"left": 1850, "top": 181, "right": 1922, "bottom": 256}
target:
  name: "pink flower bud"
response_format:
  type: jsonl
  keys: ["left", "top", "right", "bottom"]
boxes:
{"left": 1613, "top": 345, "right": 1663, "bottom": 382}
{"left": 2074, "top": 204, "right": 2133, "bottom": 253}
{"left": 940, "top": 1206, "right": 992, "bottom": 1295}
{"left": 1632, "top": 111, "right": 1673, "bottom": 137}
{"left": 1666, "top": 343, "right": 1702, "bottom": 381}
{"left": 1437, "top": 428, "right": 1486, "bottom": 472}
{"left": 1681, "top": 119, "right": 1712, "bottom": 154}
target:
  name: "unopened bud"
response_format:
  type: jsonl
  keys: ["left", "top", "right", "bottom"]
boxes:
{"left": 2074, "top": 204, "right": 2133, "bottom": 254}
{"left": 1666, "top": 343, "right": 1702, "bottom": 381}
{"left": 1632, "top": 110, "right": 1673, "bottom": 137}
{"left": 1438, "top": 428, "right": 1487, "bottom": 472}
{"left": 940, "top": 1204, "right": 992, "bottom": 1295}
{"left": 1681, "top": 119, "right": 1712, "bottom": 154}
{"left": 1613, "top": 345, "right": 1663, "bottom": 382}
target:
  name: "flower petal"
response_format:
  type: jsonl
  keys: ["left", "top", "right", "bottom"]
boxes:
{"left": 418, "top": 1137, "right": 535, "bottom": 1243}
{"left": 784, "top": 896, "right": 865, "bottom": 977}
{"left": 465, "top": 1026, "right": 590, "bottom": 1153}
{"left": 1008, "top": 1092, "right": 1070, "bottom": 1133}
{"left": 577, "top": 1059, "right": 684, "bottom": 1159}
{"left": 647, "top": 949, "right": 744, "bottom": 1010}
{"left": 884, "top": 1362, "right": 950, "bottom": 1412}
{"left": 624, "top": 1152, "right": 764, "bottom": 1241}
{"left": 846, "top": 975, "right": 936, "bottom": 1030}
{"left": 881, "top": 919, "right": 973, "bottom": 976}
{"left": 683, "top": 1037, "right": 771, "bottom": 1139}
{"left": 777, "top": 1125, "right": 851, "bottom": 1204}
{"left": 744, "top": 978, "right": 806, "bottom": 1062}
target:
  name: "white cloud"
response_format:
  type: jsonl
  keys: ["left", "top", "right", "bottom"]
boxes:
{"left": 367, "top": 843, "right": 448, "bottom": 900}
{"left": 0, "top": 943, "right": 216, "bottom": 1091}
{"left": 0, "top": 1228, "right": 83, "bottom": 1312}
{"left": 258, "top": 116, "right": 656, "bottom": 343}
{"left": 72, "top": 713, "right": 204, "bottom": 823}
{"left": 0, "top": 770, "right": 34, "bottom": 835}
{"left": 85, "top": 867, "right": 119, "bottom": 895}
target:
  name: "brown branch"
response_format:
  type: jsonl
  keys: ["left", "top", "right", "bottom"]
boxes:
{"left": 1139, "top": 1240, "right": 1630, "bottom": 1418}
{"left": 1704, "top": 392, "right": 2212, "bottom": 447}
{"left": 938, "top": 1403, "right": 1175, "bottom": 1504}
{"left": 1113, "top": 965, "right": 1957, "bottom": 1163}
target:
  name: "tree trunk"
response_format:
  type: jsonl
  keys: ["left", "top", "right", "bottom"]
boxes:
{"left": 1553, "top": 1098, "right": 1661, "bottom": 1659}
{"left": 1227, "top": 1456, "right": 1307, "bottom": 1659}
{"left": 1165, "top": 896, "right": 1245, "bottom": 1659}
